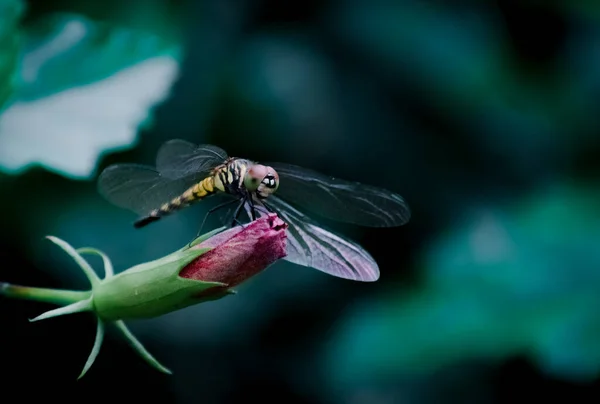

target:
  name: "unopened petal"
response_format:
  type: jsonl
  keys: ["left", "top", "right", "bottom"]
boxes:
{"left": 180, "top": 214, "right": 288, "bottom": 287}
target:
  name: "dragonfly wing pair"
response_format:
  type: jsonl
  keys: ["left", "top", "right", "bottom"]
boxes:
{"left": 98, "top": 141, "right": 227, "bottom": 216}
{"left": 261, "top": 196, "right": 379, "bottom": 281}
{"left": 98, "top": 140, "right": 411, "bottom": 282}
{"left": 265, "top": 162, "right": 411, "bottom": 228}
{"left": 155, "top": 141, "right": 227, "bottom": 179}
{"left": 252, "top": 162, "right": 410, "bottom": 281}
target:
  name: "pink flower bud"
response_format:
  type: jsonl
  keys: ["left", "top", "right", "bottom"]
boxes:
{"left": 0, "top": 214, "right": 289, "bottom": 378}
{"left": 180, "top": 213, "right": 288, "bottom": 290}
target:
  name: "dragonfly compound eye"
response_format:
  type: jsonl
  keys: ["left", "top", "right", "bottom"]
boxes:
{"left": 262, "top": 174, "right": 276, "bottom": 188}
{"left": 263, "top": 167, "right": 279, "bottom": 190}
{"left": 251, "top": 166, "right": 279, "bottom": 198}
{"left": 245, "top": 164, "right": 268, "bottom": 191}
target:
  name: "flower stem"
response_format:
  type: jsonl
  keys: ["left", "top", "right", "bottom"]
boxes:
{"left": 0, "top": 282, "right": 91, "bottom": 306}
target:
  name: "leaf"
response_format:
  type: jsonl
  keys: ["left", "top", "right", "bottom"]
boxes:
{"left": 0, "top": 0, "right": 24, "bottom": 111}
{"left": 325, "top": 184, "right": 600, "bottom": 386}
{"left": 0, "top": 13, "right": 182, "bottom": 179}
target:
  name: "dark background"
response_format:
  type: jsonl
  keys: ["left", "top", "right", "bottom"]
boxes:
{"left": 2, "top": 1, "right": 600, "bottom": 403}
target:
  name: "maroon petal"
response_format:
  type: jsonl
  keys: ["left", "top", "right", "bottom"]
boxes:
{"left": 179, "top": 213, "right": 288, "bottom": 287}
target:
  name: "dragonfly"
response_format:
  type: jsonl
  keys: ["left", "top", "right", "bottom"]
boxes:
{"left": 97, "top": 139, "right": 411, "bottom": 282}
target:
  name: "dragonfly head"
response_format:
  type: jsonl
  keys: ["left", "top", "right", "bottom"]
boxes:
{"left": 245, "top": 164, "right": 279, "bottom": 198}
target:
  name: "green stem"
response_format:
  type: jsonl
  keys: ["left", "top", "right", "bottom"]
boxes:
{"left": 0, "top": 282, "right": 91, "bottom": 306}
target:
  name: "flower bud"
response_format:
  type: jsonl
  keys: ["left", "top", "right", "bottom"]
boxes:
{"left": 181, "top": 213, "right": 288, "bottom": 286}
{"left": 93, "top": 213, "right": 288, "bottom": 321}
{"left": 0, "top": 214, "right": 288, "bottom": 378}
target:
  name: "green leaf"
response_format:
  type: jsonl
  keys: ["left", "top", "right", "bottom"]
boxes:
{"left": 13, "top": 13, "right": 180, "bottom": 100}
{"left": 0, "top": 13, "right": 182, "bottom": 179}
{"left": 0, "top": 0, "right": 24, "bottom": 111}
{"left": 325, "top": 183, "right": 600, "bottom": 386}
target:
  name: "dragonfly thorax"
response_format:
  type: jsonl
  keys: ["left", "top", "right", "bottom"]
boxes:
{"left": 213, "top": 159, "right": 279, "bottom": 199}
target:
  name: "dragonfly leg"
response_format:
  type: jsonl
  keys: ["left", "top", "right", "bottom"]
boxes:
{"left": 231, "top": 197, "right": 248, "bottom": 228}
{"left": 262, "top": 201, "right": 275, "bottom": 213}
{"left": 247, "top": 194, "right": 257, "bottom": 221}
{"left": 188, "top": 198, "right": 240, "bottom": 247}
{"left": 247, "top": 193, "right": 273, "bottom": 220}
{"left": 251, "top": 203, "right": 270, "bottom": 217}
{"left": 247, "top": 194, "right": 273, "bottom": 218}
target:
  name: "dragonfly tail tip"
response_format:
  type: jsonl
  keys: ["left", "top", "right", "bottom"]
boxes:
{"left": 134, "top": 215, "right": 160, "bottom": 229}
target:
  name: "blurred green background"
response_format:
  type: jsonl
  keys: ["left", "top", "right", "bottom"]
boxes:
{"left": 2, "top": 0, "right": 600, "bottom": 403}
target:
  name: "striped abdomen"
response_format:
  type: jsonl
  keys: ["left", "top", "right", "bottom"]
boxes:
{"left": 134, "top": 175, "right": 220, "bottom": 228}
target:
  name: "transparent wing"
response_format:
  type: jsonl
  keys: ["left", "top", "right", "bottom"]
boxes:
{"left": 156, "top": 139, "right": 228, "bottom": 179}
{"left": 266, "top": 162, "right": 411, "bottom": 227}
{"left": 97, "top": 163, "right": 206, "bottom": 216}
{"left": 265, "top": 196, "right": 380, "bottom": 282}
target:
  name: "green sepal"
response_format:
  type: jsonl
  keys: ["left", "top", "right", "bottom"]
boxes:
{"left": 178, "top": 226, "right": 227, "bottom": 251}
{"left": 2, "top": 228, "right": 236, "bottom": 379}
{"left": 114, "top": 320, "right": 172, "bottom": 375}
{"left": 78, "top": 318, "right": 105, "bottom": 380}
{"left": 46, "top": 236, "right": 100, "bottom": 287}
{"left": 77, "top": 247, "right": 114, "bottom": 278}
{"left": 93, "top": 246, "right": 230, "bottom": 321}
{"left": 29, "top": 297, "right": 93, "bottom": 322}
